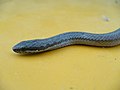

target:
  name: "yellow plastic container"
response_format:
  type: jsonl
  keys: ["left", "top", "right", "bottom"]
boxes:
{"left": 0, "top": 0, "right": 120, "bottom": 90}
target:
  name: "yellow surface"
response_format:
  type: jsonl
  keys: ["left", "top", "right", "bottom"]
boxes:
{"left": 0, "top": 0, "right": 120, "bottom": 90}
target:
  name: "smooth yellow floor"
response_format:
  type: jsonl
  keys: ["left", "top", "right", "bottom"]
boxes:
{"left": 0, "top": 0, "right": 120, "bottom": 90}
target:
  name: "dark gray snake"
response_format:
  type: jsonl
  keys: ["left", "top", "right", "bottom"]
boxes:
{"left": 13, "top": 28, "right": 120, "bottom": 54}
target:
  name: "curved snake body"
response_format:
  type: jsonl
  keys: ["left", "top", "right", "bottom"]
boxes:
{"left": 13, "top": 28, "right": 120, "bottom": 54}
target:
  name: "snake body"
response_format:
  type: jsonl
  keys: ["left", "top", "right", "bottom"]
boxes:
{"left": 13, "top": 28, "right": 120, "bottom": 54}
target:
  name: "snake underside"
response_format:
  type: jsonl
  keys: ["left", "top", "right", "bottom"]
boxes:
{"left": 13, "top": 28, "right": 120, "bottom": 54}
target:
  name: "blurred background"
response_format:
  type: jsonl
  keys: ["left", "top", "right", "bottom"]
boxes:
{"left": 0, "top": 0, "right": 120, "bottom": 90}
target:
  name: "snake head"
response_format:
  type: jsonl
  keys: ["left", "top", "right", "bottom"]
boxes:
{"left": 12, "top": 39, "right": 47, "bottom": 54}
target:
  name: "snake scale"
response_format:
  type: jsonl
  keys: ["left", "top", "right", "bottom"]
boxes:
{"left": 13, "top": 28, "right": 120, "bottom": 54}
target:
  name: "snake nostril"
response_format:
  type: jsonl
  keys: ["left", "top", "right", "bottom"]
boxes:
{"left": 12, "top": 48, "right": 19, "bottom": 53}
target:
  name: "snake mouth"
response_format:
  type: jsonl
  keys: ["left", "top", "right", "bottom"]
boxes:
{"left": 12, "top": 47, "right": 41, "bottom": 53}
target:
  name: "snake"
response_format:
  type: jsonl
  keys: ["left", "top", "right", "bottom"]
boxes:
{"left": 13, "top": 28, "right": 120, "bottom": 54}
